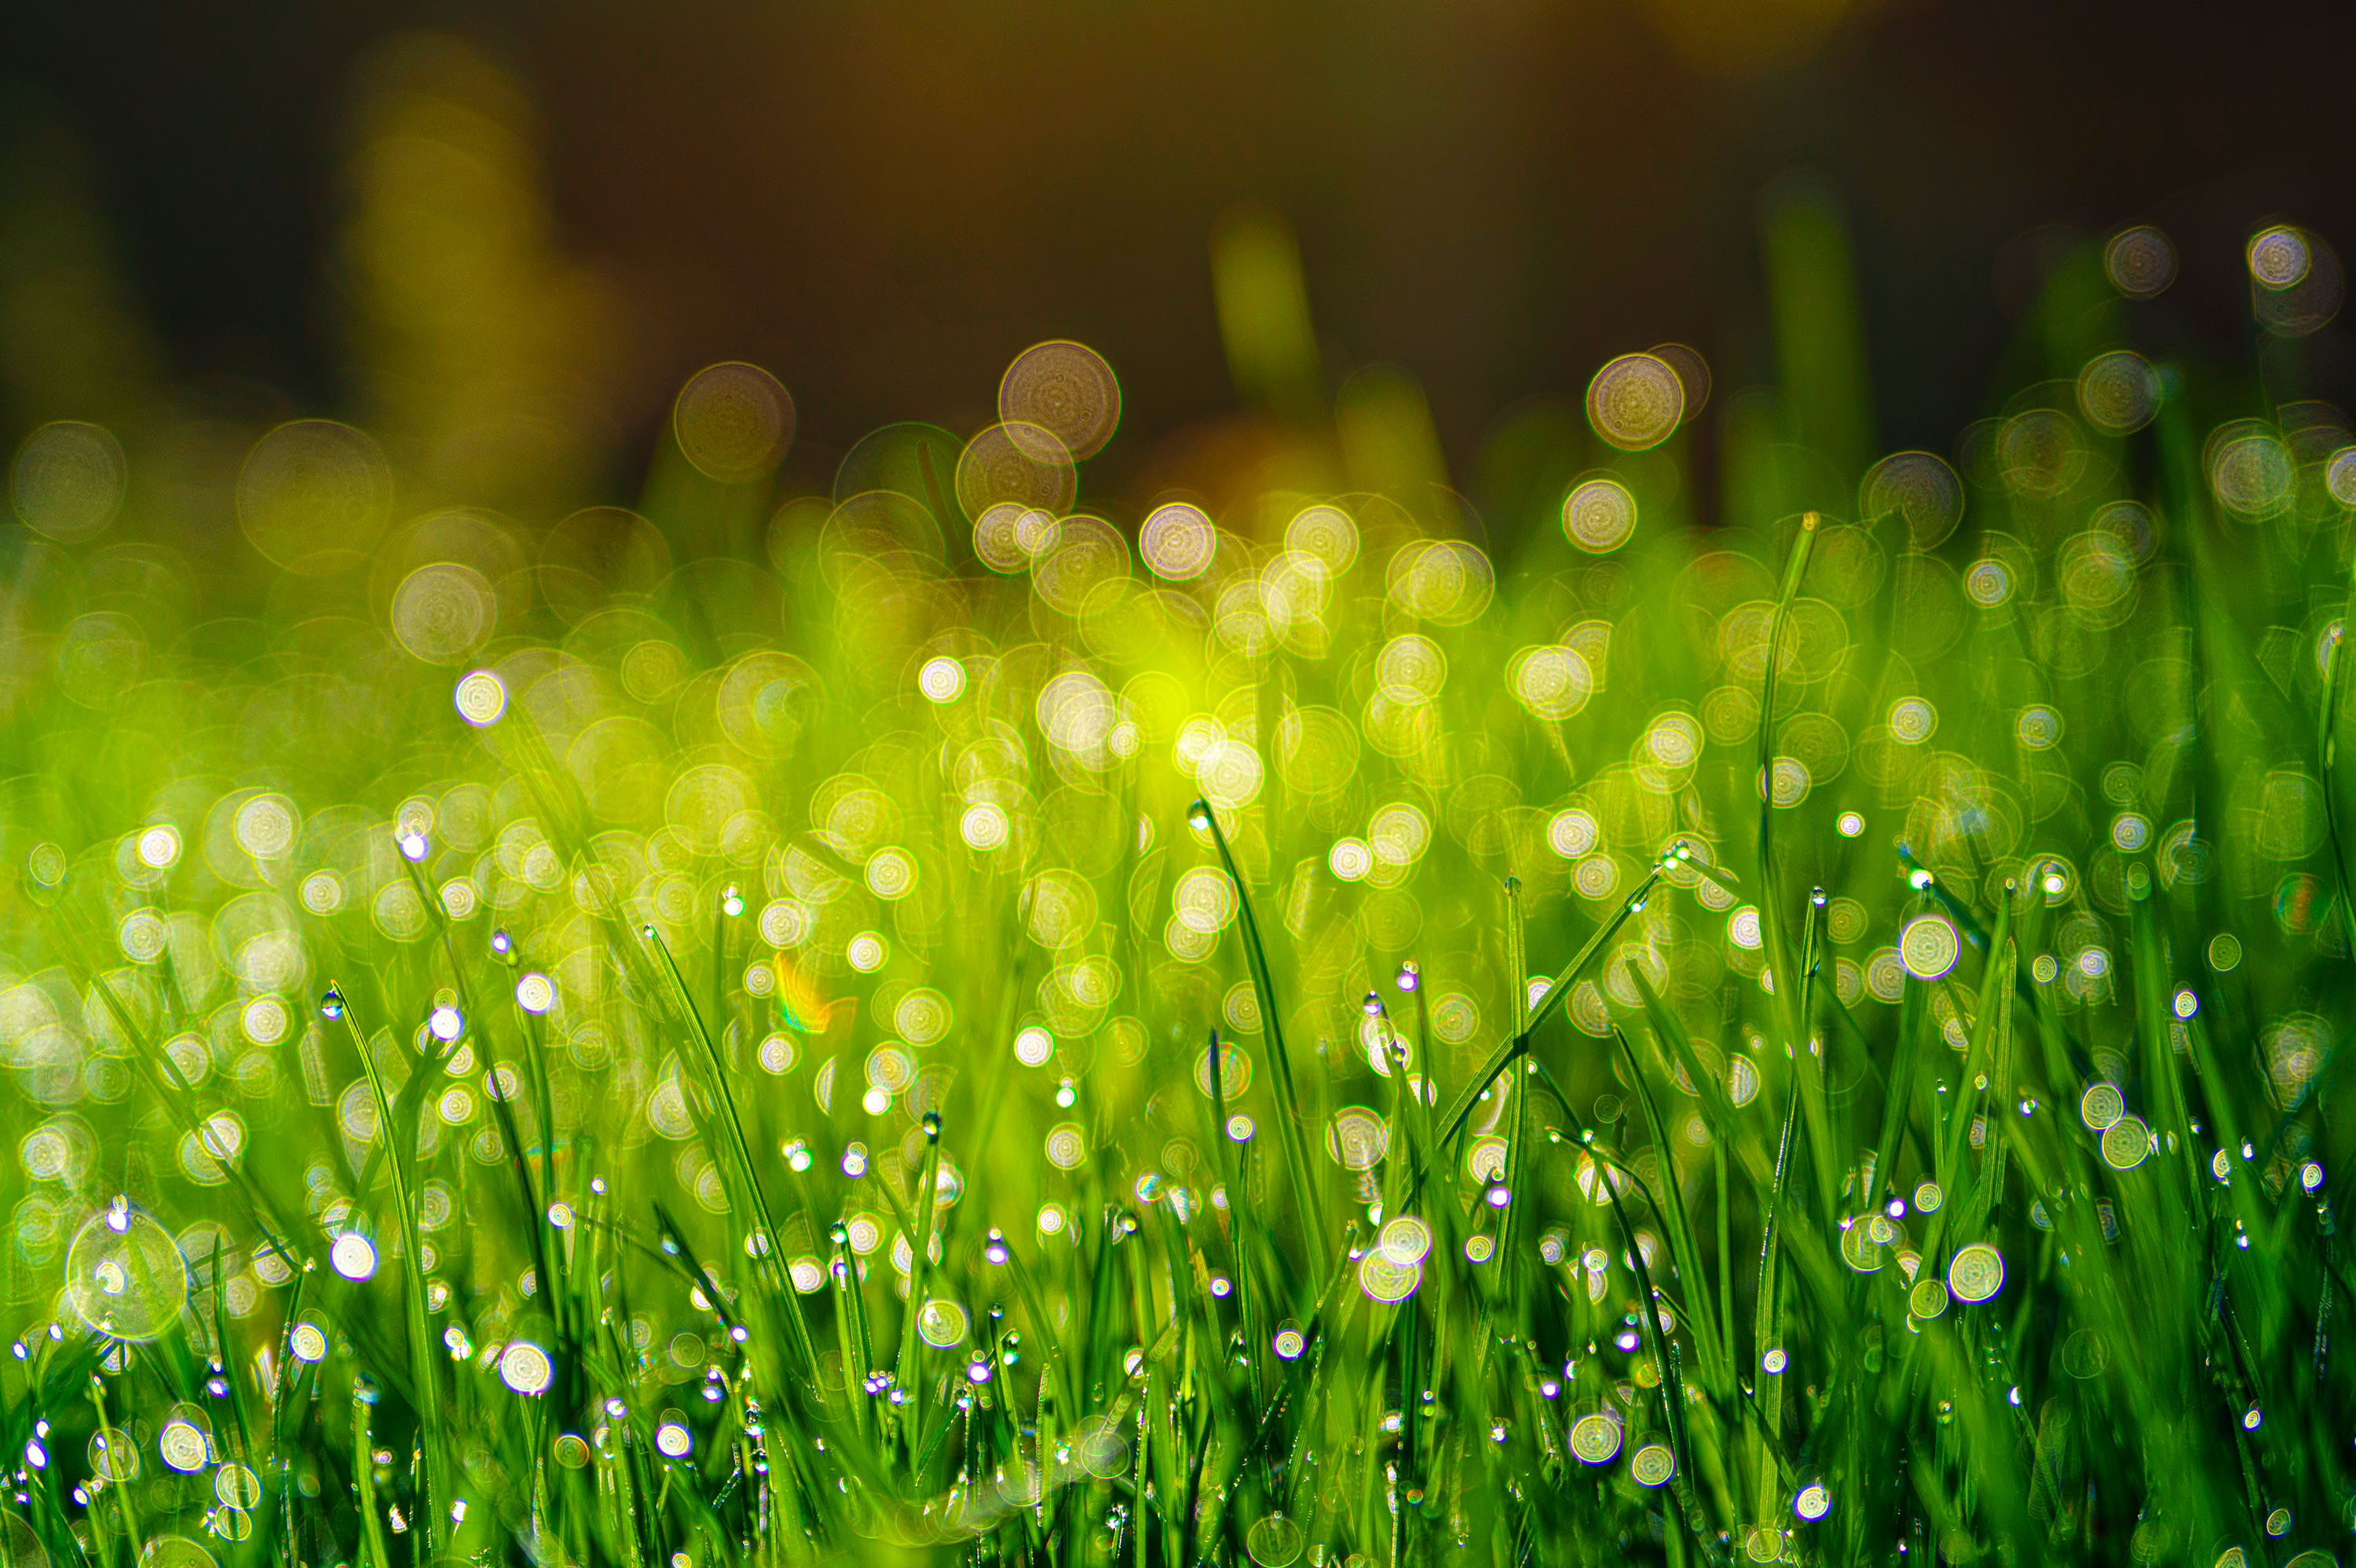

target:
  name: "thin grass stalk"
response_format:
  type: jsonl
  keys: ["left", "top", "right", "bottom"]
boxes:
{"left": 1191, "top": 798, "right": 1332, "bottom": 1292}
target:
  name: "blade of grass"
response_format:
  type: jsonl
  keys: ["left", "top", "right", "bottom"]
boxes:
{"left": 1191, "top": 798, "right": 1331, "bottom": 1294}
{"left": 327, "top": 980, "right": 449, "bottom": 1563}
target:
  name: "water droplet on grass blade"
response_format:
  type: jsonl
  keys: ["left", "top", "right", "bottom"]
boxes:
{"left": 214, "top": 1461, "right": 260, "bottom": 1510}
{"left": 453, "top": 669, "right": 506, "bottom": 725}
{"left": 330, "top": 1234, "right": 377, "bottom": 1281}
{"left": 1899, "top": 914, "right": 1960, "bottom": 980}
{"left": 65, "top": 1205, "right": 187, "bottom": 1342}
{"left": 1245, "top": 1513, "right": 1304, "bottom": 1568}
{"left": 1947, "top": 1243, "right": 2004, "bottom": 1303}
{"left": 1568, "top": 1410, "right": 1622, "bottom": 1463}
{"left": 137, "top": 825, "right": 180, "bottom": 868}
{"left": 1630, "top": 1442, "right": 1674, "bottom": 1486}
{"left": 1357, "top": 1251, "right": 1421, "bottom": 1303}
{"left": 157, "top": 1419, "right": 210, "bottom": 1473}
{"left": 2100, "top": 1116, "right": 2151, "bottom": 1170}
{"left": 916, "top": 1299, "right": 969, "bottom": 1347}
{"left": 499, "top": 1342, "right": 553, "bottom": 1395}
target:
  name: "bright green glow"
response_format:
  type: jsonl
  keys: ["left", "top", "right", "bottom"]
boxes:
{"left": 0, "top": 146, "right": 2343, "bottom": 1566}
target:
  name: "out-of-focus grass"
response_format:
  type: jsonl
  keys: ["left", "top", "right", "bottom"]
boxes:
{"left": 0, "top": 54, "right": 2354, "bottom": 1567}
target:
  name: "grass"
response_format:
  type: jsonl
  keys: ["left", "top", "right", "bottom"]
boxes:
{"left": 0, "top": 210, "right": 2352, "bottom": 1568}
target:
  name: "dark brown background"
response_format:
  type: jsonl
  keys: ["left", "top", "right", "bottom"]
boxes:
{"left": 6, "top": 0, "right": 2353, "bottom": 504}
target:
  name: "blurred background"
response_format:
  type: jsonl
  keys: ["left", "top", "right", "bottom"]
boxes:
{"left": 3, "top": 0, "right": 2353, "bottom": 549}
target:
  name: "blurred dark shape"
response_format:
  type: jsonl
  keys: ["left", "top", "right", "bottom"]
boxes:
{"left": 4, "top": 0, "right": 2356, "bottom": 524}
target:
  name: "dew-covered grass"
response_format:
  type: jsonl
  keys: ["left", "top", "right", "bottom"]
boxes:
{"left": 0, "top": 207, "right": 2353, "bottom": 1568}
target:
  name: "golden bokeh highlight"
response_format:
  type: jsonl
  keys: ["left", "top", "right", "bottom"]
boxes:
{"left": 236, "top": 419, "right": 394, "bottom": 575}
{"left": 1563, "top": 476, "right": 1638, "bottom": 553}
{"left": 2105, "top": 225, "right": 2175, "bottom": 298}
{"left": 1860, "top": 450, "right": 1963, "bottom": 550}
{"left": 998, "top": 340, "right": 1121, "bottom": 460}
{"left": 674, "top": 361, "right": 796, "bottom": 481}
{"left": 1585, "top": 353, "right": 1685, "bottom": 451}
{"left": 958, "top": 422, "right": 1077, "bottom": 518}
{"left": 9, "top": 420, "right": 126, "bottom": 542}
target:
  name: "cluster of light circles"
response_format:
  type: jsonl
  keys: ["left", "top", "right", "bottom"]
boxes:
{"left": 9, "top": 279, "right": 2351, "bottom": 1566}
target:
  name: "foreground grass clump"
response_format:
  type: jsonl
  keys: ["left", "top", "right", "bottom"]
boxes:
{"left": 4, "top": 261, "right": 2356, "bottom": 1568}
